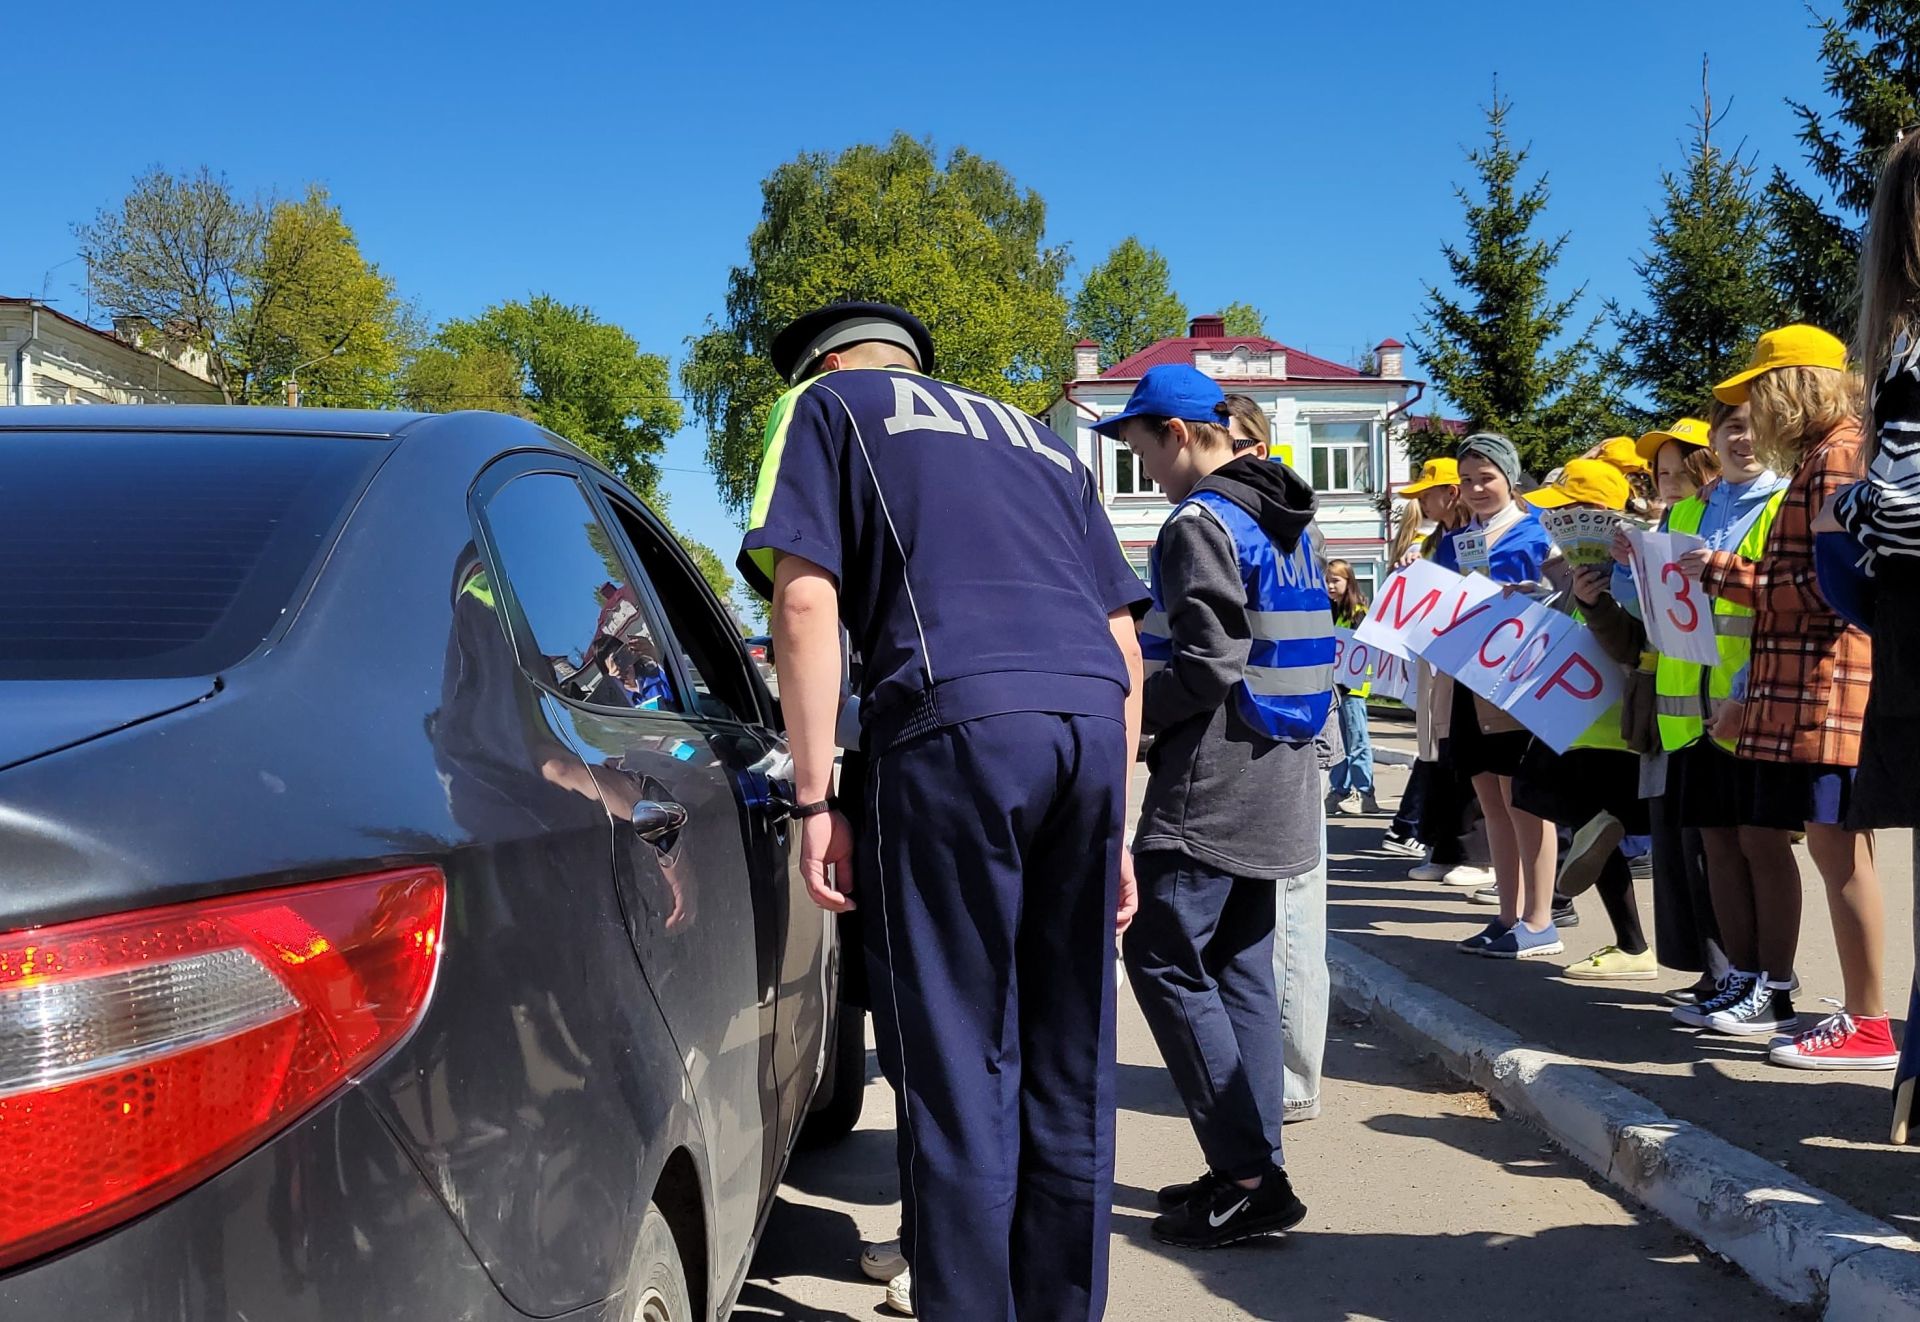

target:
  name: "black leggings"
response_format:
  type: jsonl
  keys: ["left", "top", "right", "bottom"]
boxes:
{"left": 1592, "top": 848, "right": 1648, "bottom": 956}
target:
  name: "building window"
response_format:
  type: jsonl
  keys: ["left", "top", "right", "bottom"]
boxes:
{"left": 1348, "top": 560, "right": 1381, "bottom": 603}
{"left": 1308, "top": 418, "right": 1375, "bottom": 494}
{"left": 1102, "top": 433, "right": 1160, "bottom": 500}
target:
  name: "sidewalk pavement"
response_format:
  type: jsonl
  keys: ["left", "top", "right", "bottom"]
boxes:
{"left": 1334, "top": 715, "right": 1920, "bottom": 1314}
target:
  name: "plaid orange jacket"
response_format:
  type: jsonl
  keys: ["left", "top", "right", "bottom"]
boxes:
{"left": 1701, "top": 420, "right": 1874, "bottom": 767}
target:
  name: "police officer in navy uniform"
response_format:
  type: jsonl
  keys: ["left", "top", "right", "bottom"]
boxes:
{"left": 738, "top": 302, "right": 1148, "bottom": 1321}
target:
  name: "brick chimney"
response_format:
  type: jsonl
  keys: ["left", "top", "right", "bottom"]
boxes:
{"left": 1190, "top": 314, "right": 1227, "bottom": 338}
{"left": 1375, "top": 338, "right": 1406, "bottom": 378}
{"left": 1072, "top": 339, "right": 1101, "bottom": 378}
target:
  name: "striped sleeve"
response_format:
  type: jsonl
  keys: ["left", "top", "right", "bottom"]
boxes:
{"left": 1837, "top": 371, "right": 1920, "bottom": 562}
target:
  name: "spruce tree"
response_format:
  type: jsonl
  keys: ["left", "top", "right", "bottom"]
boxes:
{"left": 1611, "top": 62, "right": 1786, "bottom": 421}
{"left": 1410, "top": 89, "right": 1616, "bottom": 476}
{"left": 1769, "top": 0, "right": 1920, "bottom": 333}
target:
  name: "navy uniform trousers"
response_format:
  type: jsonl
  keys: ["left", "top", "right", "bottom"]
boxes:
{"left": 858, "top": 709, "right": 1125, "bottom": 1322}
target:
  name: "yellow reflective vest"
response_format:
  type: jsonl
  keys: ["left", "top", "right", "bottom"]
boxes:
{"left": 1652, "top": 491, "right": 1786, "bottom": 752}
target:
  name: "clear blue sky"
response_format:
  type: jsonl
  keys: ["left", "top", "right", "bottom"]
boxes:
{"left": 7, "top": 1, "right": 1841, "bottom": 594}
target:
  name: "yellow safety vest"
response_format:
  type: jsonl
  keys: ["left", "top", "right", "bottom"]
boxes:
{"left": 1652, "top": 492, "right": 1786, "bottom": 752}
{"left": 1568, "top": 602, "right": 1632, "bottom": 753}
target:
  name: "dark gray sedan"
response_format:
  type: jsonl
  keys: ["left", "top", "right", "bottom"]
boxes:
{"left": 0, "top": 407, "right": 860, "bottom": 1321}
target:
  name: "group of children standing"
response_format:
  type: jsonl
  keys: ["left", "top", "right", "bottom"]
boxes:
{"left": 1382, "top": 132, "right": 1920, "bottom": 1094}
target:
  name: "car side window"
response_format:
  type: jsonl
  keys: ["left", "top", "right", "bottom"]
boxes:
{"left": 481, "top": 473, "right": 683, "bottom": 714}
{"left": 601, "top": 495, "right": 761, "bottom": 726}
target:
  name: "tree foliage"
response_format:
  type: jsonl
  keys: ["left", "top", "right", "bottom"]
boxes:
{"left": 414, "top": 296, "right": 680, "bottom": 503}
{"left": 683, "top": 134, "right": 1072, "bottom": 514}
{"left": 1219, "top": 301, "right": 1267, "bottom": 337}
{"left": 1769, "top": 0, "right": 1920, "bottom": 333}
{"left": 1610, "top": 70, "right": 1785, "bottom": 422}
{"left": 75, "top": 169, "right": 410, "bottom": 406}
{"left": 1409, "top": 91, "right": 1618, "bottom": 475}
{"left": 1072, "top": 237, "right": 1187, "bottom": 369}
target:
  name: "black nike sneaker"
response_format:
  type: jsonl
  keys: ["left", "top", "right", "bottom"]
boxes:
{"left": 1151, "top": 1166, "right": 1307, "bottom": 1249}
{"left": 1156, "top": 1169, "right": 1227, "bottom": 1212}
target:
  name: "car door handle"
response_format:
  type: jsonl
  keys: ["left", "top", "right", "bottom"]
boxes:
{"left": 632, "top": 799, "right": 688, "bottom": 842}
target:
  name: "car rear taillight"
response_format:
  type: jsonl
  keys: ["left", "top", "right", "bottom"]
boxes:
{"left": 0, "top": 868, "right": 444, "bottom": 1271}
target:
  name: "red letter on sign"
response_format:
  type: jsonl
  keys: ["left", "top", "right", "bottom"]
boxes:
{"left": 1477, "top": 618, "right": 1524, "bottom": 669}
{"left": 1430, "top": 592, "right": 1495, "bottom": 639}
{"left": 1535, "top": 652, "right": 1604, "bottom": 702}
{"left": 1377, "top": 573, "right": 1443, "bottom": 630}
{"left": 1660, "top": 563, "right": 1701, "bottom": 633}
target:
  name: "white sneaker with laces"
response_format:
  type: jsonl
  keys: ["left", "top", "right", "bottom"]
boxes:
{"left": 884, "top": 1268, "right": 914, "bottom": 1316}
{"left": 1408, "top": 860, "right": 1449, "bottom": 881}
{"left": 861, "top": 1239, "right": 906, "bottom": 1283}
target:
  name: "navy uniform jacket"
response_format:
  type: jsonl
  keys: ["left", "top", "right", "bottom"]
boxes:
{"left": 739, "top": 368, "right": 1148, "bottom": 749}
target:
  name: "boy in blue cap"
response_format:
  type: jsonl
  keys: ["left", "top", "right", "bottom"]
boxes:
{"left": 1102, "top": 364, "right": 1331, "bottom": 1247}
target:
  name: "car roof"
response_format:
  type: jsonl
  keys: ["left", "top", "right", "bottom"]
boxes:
{"left": 0, "top": 404, "right": 435, "bottom": 440}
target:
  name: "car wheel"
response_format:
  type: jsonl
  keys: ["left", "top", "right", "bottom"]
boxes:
{"left": 801, "top": 1000, "right": 867, "bottom": 1146}
{"left": 625, "top": 1202, "right": 693, "bottom": 1322}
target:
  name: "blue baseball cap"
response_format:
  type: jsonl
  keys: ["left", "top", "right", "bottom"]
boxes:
{"left": 1091, "top": 364, "right": 1227, "bottom": 436}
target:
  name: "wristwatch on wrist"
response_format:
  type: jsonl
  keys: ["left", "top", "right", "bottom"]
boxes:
{"left": 789, "top": 798, "right": 835, "bottom": 819}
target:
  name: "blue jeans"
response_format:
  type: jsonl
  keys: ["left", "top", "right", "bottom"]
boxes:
{"left": 1277, "top": 789, "right": 1328, "bottom": 1116}
{"left": 1329, "top": 690, "right": 1374, "bottom": 796}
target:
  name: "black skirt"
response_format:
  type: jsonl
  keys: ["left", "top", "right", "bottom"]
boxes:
{"left": 1848, "top": 561, "right": 1920, "bottom": 829}
{"left": 1446, "top": 681, "right": 1530, "bottom": 779}
{"left": 1510, "top": 741, "right": 1650, "bottom": 833}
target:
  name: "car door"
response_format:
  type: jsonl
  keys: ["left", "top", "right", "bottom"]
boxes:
{"left": 583, "top": 477, "right": 830, "bottom": 1180}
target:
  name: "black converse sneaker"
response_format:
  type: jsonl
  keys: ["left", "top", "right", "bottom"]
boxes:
{"left": 1151, "top": 1166, "right": 1307, "bottom": 1249}
{"left": 1706, "top": 977, "right": 1798, "bottom": 1036}
{"left": 1671, "top": 971, "right": 1754, "bottom": 1028}
{"left": 1156, "top": 1169, "right": 1227, "bottom": 1212}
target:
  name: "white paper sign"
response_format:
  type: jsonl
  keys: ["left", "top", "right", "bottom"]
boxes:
{"left": 1359, "top": 557, "right": 1625, "bottom": 748}
{"left": 1628, "top": 530, "right": 1719, "bottom": 667}
{"left": 1369, "top": 649, "right": 1414, "bottom": 704}
{"left": 1354, "top": 559, "right": 1501, "bottom": 660}
{"left": 1502, "top": 627, "right": 1628, "bottom": 752}
{"left": 1332, "top": 627, "right": 1413, "bottom": 704}
{"left": 1421, "top": 592, "right": 1573, "bottom": 709}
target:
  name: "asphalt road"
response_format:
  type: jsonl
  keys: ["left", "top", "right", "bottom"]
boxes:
{"left": 742, "top": 992, "right": 1790, "bottom": 1321}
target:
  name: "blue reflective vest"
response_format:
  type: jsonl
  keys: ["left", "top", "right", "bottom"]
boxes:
{"left": 1139, "top": 489, "right": 1336, "bottom": 743}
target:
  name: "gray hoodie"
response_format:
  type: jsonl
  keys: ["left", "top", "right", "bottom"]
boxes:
{"left": 1134, "top": 457, "right": 1327, "bottom": 879}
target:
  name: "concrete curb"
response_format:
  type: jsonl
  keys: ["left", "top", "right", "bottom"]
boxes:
{"left": 1327, "top": 935, "right": 1920, "bottom": 1317}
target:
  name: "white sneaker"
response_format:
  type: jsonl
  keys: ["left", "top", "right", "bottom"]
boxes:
{"left": 1408, "top": 860, "right": 1449, "bottom": 881}
{"left": 884, "top": 1268, "right": 914, "bottom": 1316}
{"left": 861, "top": 1239, "right": 906, "bottom": 1282}
{"left": 1442, "top": 864, "right": 1495, "bottom": 888}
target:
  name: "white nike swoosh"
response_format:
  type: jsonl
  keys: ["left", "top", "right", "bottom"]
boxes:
{"left": 1209, "top": 1197, "right": 1250, "bottom": 1228}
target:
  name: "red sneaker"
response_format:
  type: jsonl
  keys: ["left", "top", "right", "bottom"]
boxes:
{"left": 1768, "top": 1010, "right": 1899, "bottom": 1071}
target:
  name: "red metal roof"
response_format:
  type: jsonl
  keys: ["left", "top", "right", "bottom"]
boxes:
{"left": 1376, "top": 337, "right": 1406, "bottom": 349}
{"left": 1102, "top": 333, "right": 1374, "bottom": 382}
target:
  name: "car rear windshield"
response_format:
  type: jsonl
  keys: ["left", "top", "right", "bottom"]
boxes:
{"left": 0, "top": 432, "right": 387, "bottom": 679}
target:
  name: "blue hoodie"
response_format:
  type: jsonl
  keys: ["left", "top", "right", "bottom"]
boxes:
{"left": 1612, "top": 470, "right": 1789, "bottom": 618}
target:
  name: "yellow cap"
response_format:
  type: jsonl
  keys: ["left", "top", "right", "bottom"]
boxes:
{"left": 1713, "top": 325, "right": 1849, "bottom": 404}
{"left": 1400, "top": 456, "right": 1460, "bottom": 496}
{"left": 1525, "top": 457, "right": 1630, "bottom": 512}
{"left": 1635, "top": 416, "right": 1712, "bottom": 462}
{"left": 1595, "top": 437, "right": 1650, "bottom": 475}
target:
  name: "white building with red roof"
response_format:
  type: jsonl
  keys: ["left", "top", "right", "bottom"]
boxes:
{"left": 1047, "top": 314, "right": 1425, "bottom": 598}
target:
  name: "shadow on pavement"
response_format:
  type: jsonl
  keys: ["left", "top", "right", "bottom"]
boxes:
{"left": 1325, "top": 794, "right": 1920, "bottom": 1234}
